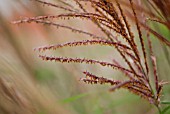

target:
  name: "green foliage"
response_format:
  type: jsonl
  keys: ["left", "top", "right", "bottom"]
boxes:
{"left": 35, "top": 68, "right": 55, "bottom": 82}
{"left": 161, "top": 105, "right": 170, "bottom": 114}
{"left": 62, "top": 93, "right": 88, "bottom": 103}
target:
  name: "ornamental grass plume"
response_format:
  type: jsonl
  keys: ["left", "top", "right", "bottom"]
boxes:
{"left": 13, "top": 0, "right": 170, "bottom": 113}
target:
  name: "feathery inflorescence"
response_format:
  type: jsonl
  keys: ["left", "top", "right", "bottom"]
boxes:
{"left": 13, "top": 0, "right": 170, "bottom": 109}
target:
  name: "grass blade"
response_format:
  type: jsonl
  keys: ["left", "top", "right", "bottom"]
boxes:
{"left": 62, "top": 93, "right": 88, "bottom": 103}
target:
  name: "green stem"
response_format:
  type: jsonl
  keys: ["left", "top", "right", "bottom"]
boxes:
{"left": 156, "top": 105, "right": 161, "bottom": 114}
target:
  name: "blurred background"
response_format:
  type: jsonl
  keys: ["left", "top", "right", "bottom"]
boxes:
{"left": 0, "top": 0, "right": 170, "bottom": 114}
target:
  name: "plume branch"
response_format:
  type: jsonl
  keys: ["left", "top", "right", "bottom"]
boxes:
{"left": 38, "top": 55, "right": 142, "bottom": 77}
{"left": 147, "top": 33, "right": 159, "bottom": 94}
{"left": 80, "top": 71, "right": 121, "bottom": 85}
{"left": 33, "top": 0, "right": 77, "bottom": 12}
{"left": 35, "top": 39, "right": 131, "bottom": 52}
{"left": 129, "top": 0, "right": 149, "bottom": 76}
